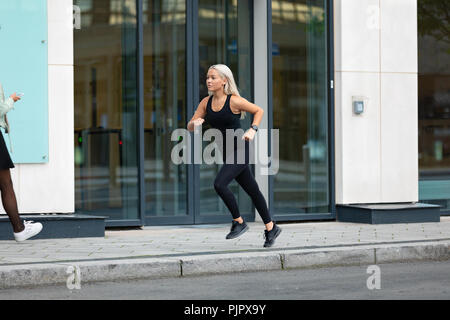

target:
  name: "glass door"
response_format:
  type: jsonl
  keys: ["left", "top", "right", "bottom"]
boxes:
{"left": 194, "top": 0, "right": 254, "bottom": 223}
{"left": 143, "top": 0, "right": 192, "bottom": 225}
{"left": 74, "top": 0, "right": 141, "bottom": 226}
{"left": 74, "top": 0, "right": 255, "bottom": 226}
{"left": 270, "top": 0, "right": 332, "bottom": 220}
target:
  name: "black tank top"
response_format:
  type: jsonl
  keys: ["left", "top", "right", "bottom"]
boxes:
{"left": 205, "top": 94, "right": 241, "bottom": 133}
{"left": 204, "top": 94, "right": 248, "bottom": 163}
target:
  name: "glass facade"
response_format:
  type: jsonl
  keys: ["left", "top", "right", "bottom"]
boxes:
{"left": 143, "top": 0, "right": 188, "bottom": 221}
{"left": 418, "top": 0, "right": 450, "bottom": 215}
{"left": 74, "top": 0, "right": 140, "bottom": 223}
{"left": 271, "top": 0, "right": 330, "bottom": 218}
{"left": 73, "top": 0, "right": 332, "bottom": 225}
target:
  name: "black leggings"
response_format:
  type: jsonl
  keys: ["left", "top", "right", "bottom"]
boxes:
{"left": 213, "top": 141, "right": 272, "bottom": 224}
{"left": 0, "top": 169, "right": 23, "bottom": 233}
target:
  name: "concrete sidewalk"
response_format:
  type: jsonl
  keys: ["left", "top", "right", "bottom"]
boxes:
{"left": 0, "top": 217, "right": 449, "bottom": 289}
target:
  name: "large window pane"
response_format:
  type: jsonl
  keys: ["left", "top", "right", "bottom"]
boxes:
{"left": 272, "top": 0, "right": 330, "bottom": 215}
{"left": 143, "top": 0, "right": 188, "bottom": 218}
{"left": 74, "top": 0, "right": 139, "bottom": 221}
{"left": 418, "top": 0, "right": 450, "bottom": 214}
{"left": 198, "top": 0, "right": 253, "bottom": 218}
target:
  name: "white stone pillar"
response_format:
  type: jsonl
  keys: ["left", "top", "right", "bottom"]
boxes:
{"left": 18, "top": 0, "right": 74, "bottom": 214}
{"left": 334, "top": 0, "right": 418, "bottom": 204}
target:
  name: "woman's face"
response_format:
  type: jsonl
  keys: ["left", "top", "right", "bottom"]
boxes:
{"left": 206, "top": 68, "right": 226, "bottom": 93}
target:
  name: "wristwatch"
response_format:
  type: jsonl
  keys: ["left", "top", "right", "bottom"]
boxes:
{"left": 250, "top": 125, "right": 258, "bottom": 132}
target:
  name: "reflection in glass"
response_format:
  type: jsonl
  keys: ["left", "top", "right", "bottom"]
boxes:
{"left": 74, "top": 0, "right": 139, "bottom": 221}
{"left": 143, "top": 0, "right": 187, "bottom": 218}
{"left": 198, "top": 0, "right": 253, "bottom": 218}
{"left": 271, "top": 0, "right": 329, "bottom": 215}
{"left": 418, "top": 0, "right": 450, "bottom": 213}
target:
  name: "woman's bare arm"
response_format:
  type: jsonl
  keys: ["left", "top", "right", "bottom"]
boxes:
{"left": 187, "top": 97, "right": 208, "bottom": 132}
{"left": 230, "top": 96, "right": 264, "bottom": 127}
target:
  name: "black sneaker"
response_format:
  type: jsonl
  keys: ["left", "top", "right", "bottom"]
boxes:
{"left": 263, "top": 224, "right": 282, "bottom": 247}
{"left": 226, "top": 221, "right": 249, "bottom": 239}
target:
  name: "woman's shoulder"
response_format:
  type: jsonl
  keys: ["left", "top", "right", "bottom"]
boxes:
{"left": 200, "top": 95, "right": 212, "bottom": 105}
{"left": 198, "top": 95, "right": 211, "bottom": 110}
{"left": 229, "top": 95, "right": 246, "bottom": 115}
{"left": 229, "top": 95, "right": 248, "bottom": 105}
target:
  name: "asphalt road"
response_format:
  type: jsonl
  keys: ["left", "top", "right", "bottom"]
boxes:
{"left": 0, "top": 260, "right": 449, "bottom": 300}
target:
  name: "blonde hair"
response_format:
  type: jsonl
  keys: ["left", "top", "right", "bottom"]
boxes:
{"left": 208, "top": 64, "right": 246, "bottom": 120}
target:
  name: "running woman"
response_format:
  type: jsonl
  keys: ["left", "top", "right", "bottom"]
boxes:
{"left": 187, "top": 64, "right": 281, "bottom": 247}
{"left": 0, "top": 82, "right": 43, "bottom": 242}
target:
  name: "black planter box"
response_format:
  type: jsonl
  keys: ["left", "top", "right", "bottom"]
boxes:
{"left": 336, "top": 203, "right": 441, "bottom": 224}
{"left": 0, "top": 214, "right": 106, "bottom": 240}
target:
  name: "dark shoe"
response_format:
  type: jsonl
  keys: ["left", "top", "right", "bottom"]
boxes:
{"left": 226, "top": 220, "right": 249, "bottom": 239}
{"left": 263, "top": 223, "right": 282, "bottom": 247}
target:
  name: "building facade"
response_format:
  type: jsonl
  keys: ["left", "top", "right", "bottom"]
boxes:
{"left": 0, "top": 0, "right": 448, "bottom": 227}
